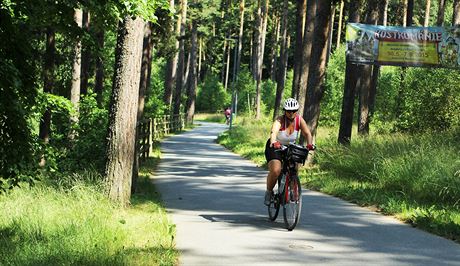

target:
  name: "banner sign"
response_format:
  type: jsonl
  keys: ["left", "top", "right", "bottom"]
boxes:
{"left": 346, "top": 23, "right": 460, "bottom": 68}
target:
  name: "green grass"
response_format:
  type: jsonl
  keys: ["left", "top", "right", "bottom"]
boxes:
{"left": 194, "top": 112, "right": 226, "bottom": 123}
{"left": 217, "top": 115, "right": 460, "bottom": 243}
{"left": 0, "top": 144, "right": 178, "bottom": 266}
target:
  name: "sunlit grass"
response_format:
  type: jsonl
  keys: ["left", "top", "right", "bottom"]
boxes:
{"left": 217, "top": 114, "right": 460, "bottom": 242}
{"left": 194, "top": 112, "right": 226, "bottom": 123}
{"left": 0, "top": 144, "right": 178, "bottom": 266}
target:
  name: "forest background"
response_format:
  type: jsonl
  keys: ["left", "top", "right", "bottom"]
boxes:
{"left": 0, "top": 0, "right": 459, "bottom": 264}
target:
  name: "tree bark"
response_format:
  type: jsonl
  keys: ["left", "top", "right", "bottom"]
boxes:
{"left": 291, "top": 0, "right": 306, "bottom": 98}
{"left": 80, "top": 11, "right": 91, "bottom": 95}
{"left": 297, "top": 0, "right": 317, "bottom": 116}
{"left": 273, "top": 0, "right": 289, "bottom": 120}
{"left": 255, "top": 0, "right": 269, "bottom": 119}
{"left": 303, "top": 0, "right": 332, "bottom": 138}
{"left": 402, "top": 0, "right": 408, "bottom": 26}
{"left": 69, "top": 9, "right": 82, "bottom": 141}
{"left": 252, "top": 1, "right": 261, "bottom": 81}
{"left": 358, "top": 0, "right": 380, "bottom": 136}
{"left": 453, "top": 0, "right": 460, "bottom": 25}
{"left": 336, "top": 0, "right": 344, "bottom": 48}
{"left": 424, "top": 0, "right": 431, "bottom": 27}
{"left": 236, "top": 0, "right": 245, "bottom": 76}
{"left": 326, "top": 4, "right": 336, "bottom": 64}
{"left": 395, "top": 0, "right": 414, "bottom": 125}
{"left": 198, "top": 37, "right": 202, "bottom": 82}
{"left": 132, "top": 21, "right": 154, "bottom": 193}
{"left": 437, "top": 0, "right": 446, "bottom": 26}
{"left": 95, "top": 28, "right": 105, "bottom": 108}
{"left": 225, "top": 39, "right": 231, "bottom": 90}
{"left": 381, "top": 0, "right": 389, "bottom": 26}
{"left": 173, "top": 0, "right": 188, "bottom": 116}
{"left": 39, "top": 28, "right": 55, "bottom": 167}
{"left": 186, "top": 21, "right": 198, "bottom": 125}
{"left": 184, "top": 49, "right": 191, "bottom": 93}
{"left": 337, "top": 0, "right": 361, "bottom": 144}
{"left": 164, "top": 0, "right": 179, "bottom": 109}
{"left": 104, "top": 16, "right": 145, "bottom": 207}
{"left": 270, "top": 14, "right": 280, "bottom": 81}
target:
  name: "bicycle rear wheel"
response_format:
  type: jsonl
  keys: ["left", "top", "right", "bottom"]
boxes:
{"left": 268, "top": 184, "right": 280, "bottom": 221}
{"left": 283, "top": 176, "right": 302, "bottom": 231}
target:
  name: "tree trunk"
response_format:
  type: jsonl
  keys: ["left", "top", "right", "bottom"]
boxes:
{"left": 39, "top": 28, "right": 55, "bottom": 167}
{"left": 236, "top": 0, "right": 245, "bottom": 76}
{"left": 132, "top": 21, "right": 154, "bottom": 193}
{"left": 95, "top": 28, "right": 105, "bottom": 108}
{"left": 225, "top": 39, "right": 231, "bottom": 90}
{"left": 453, "top": 0, "right": 460, "bottom": 25}
{"left": 424, "top": 0, "right": 431, "bottom": 27}
{"left": 273, "top": 0, "right": 289, "bottom": 120}
{"left": 186, "top": 21, "right": 198, "bottom": 125}
{"left": 395, "top": 0, "right": 414, "bottom": 125}
{"left": 402, "top": 0, "right": 408, "bottom": 26}
{"left": 303, "top": 0, "right": 332, "bottom": 138}
{"left": 69, "top": 9, "right": 82, "bottom": 141}
{"left": 252, "top": 2, "right": 261, "bottom": 81}
{"left": 336, "top": 0, "right": 344, "bottom": 48}
{"left": 105, "top": 16, "right": 145, "bottom": 207}
{"left": 407, "top": 0, "right": 414, "bottom": 26}
{"left": 173, "top": 0, "right": 188, "bottom": 116}
{"left": 370, "top": 0, "right": 388, "bottom": 120}
{"left": 198, "top": 37, "right": 202, "bottom": 82}
{"left": 80, "top": 11, "right": 91, "bottom": 95}
{"left": 337, "top": 0, "right": 361, "bottom": 144}
{"left": 358, "top": 0, "right": 380, "bottom": 136}
{"left": 291, "top": 0, "right": 306, "bottom": 98}
{"left": 184, "top": 50, "right": 191, "bottom": 93}
{"left": 164, "top": 0, "right": 179, "bottom": 109}
{"left": 255, "top": 0, "right": 269, "bottom": 119}
{"left": 297, "top": 0, "right": 317, "bottom": 116}
{"left": 326, "top": 4, "right": 336, "bottom": 64}
{"left": 437, "top": 0, "right": 446, "bottom": 26}
{"left": 381, "top": 0, "right": 389, "bottom": 26}
{"left": 270, "top": 14, "right": 280, "bottom": 81}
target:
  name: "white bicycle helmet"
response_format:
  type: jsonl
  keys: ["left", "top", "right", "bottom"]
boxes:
{"left": 283, "top": 98, "right": 299, "bottom": 111}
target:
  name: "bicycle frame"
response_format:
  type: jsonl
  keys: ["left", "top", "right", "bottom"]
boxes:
{"left": 268, "top": 143, "right": 305, "bottom": 230}
{"left": 278, "top": 146, "right": 300, "bottom": 204}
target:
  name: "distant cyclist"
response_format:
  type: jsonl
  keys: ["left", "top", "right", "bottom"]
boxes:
{"left": 224, "top": 107, "right": 232, "bottom": 125}
{"left": 264, "top": 98, "right": 315, "bottom": 206}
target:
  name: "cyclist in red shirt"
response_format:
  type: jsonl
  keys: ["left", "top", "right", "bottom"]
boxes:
{"left": 224, "top": 107, "right": 231, "bottom": 125}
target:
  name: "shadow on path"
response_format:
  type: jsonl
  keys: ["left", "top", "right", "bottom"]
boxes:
{"left": 154, "top": 122, "right": 460, "bottom": 266}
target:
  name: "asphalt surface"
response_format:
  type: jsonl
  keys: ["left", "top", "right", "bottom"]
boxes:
{"left": 153, "top": 122, "right": 460, "bottom": 266}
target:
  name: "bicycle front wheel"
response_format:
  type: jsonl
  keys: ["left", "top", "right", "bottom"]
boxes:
{"left": 283, "top": 176, "right": 302, "bottom": 231}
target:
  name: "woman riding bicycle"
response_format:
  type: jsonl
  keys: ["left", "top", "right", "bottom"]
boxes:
{"left": 264, "top": 98, "right": 315, "bottom": 206}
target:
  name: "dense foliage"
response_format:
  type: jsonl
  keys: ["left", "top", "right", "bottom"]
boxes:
{"left": 0, "top": 0, "right": 169, "bottom": 190}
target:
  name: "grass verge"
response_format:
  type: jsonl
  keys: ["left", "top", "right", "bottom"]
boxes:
{"left": 194, "top": 112, "right": 226, "bottom": 123}
{"left": 0, "top": 143, "right": 178, "bottom": 266}
{"left": 217, "top": 116, "right": 460, "bottom": 243}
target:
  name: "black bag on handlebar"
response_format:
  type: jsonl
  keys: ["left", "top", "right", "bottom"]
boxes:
{"left": 287, "top": 144, "right": 308, "bottom": 164}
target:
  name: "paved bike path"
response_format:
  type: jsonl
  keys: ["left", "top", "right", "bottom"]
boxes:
{"left": 153, "top": 122, "right": 460, "bottom": 266}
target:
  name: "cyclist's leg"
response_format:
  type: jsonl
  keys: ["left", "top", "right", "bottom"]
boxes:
{"left": 266, "top": 160, "right": 281, "bottom": 191}
{"left": 264, "top": 139, "right": 282, "bottom": 205}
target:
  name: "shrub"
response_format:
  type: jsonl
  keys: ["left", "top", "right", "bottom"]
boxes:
{"left": 196, "top": 74, "right": 230, "bottom": 113}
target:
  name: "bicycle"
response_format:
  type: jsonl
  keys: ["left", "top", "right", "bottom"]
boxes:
{"left": 267, "top": 143, "right": 309, "bottom": 231}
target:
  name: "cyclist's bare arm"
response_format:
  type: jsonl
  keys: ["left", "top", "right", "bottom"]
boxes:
{"left": 299, "top": 117, "right": 313, "bottom": 145}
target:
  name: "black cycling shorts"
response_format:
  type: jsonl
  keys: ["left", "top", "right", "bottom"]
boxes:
{"left": 264, "top": 139, "right": 282, "bottom": 163}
